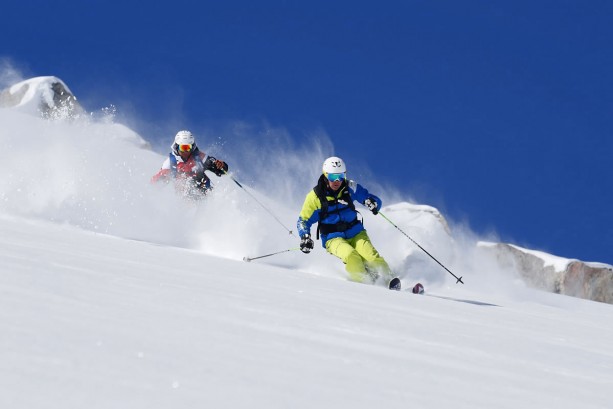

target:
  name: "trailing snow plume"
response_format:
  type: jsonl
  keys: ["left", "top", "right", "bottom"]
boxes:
{"left": 0, "top": 102, "right": 525, "bottom": 292}
{"left": 0, "top": 58, "right": 23, "bottom": 89}
{"left": 0, "top": 104, "right": 344, "bottom": 278}
{"left": 183, "top": 120, "right": 349, "bottom": 278}
{"left": 0, "top": 110, "right": 185, "bottom": 245}
{"left": 194, "top": 119, "right": 333, "bottom": 208}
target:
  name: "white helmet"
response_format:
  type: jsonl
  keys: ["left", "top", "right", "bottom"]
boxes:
{"left": 174, "top": 130, "right": 195, "bottom": 146}
{"left": 322, "top": 156, "right": 346, "bottom": 176}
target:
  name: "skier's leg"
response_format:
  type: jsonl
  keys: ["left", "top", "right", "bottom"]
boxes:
{"left": 326, "top": 237, "right": 371, "bottom": 283}
{"left": 351, "top": 230, "right": 393, "bottom": 282}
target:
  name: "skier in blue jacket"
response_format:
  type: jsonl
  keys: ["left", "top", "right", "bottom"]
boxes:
{"left": 297, "top": 156, "right": 400, "bottom": 290}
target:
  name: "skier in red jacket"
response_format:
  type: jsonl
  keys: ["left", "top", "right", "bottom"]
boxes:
{"left": 151, "top": 130, "right": 228, "bottom": 198}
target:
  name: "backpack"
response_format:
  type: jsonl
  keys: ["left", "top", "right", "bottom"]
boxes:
{"left": 312, "top": 175, "right": 359, "bottom": 239}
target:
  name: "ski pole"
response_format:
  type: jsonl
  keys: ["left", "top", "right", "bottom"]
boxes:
{"left": 243, "top": 248, "right": 301, "bottom": 262}
{"left": 378, "top": 211, "right": 464, "bottom": 284}
{"left": 223, "top": 170, "right": 294, "bottom": 236}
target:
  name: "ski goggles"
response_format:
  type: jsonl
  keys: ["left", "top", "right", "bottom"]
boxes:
{"left": 326, "top": 172, "right": 346, "bottom": 182}
{"left": 178, "top": 144, "right": 193, "bottom": 152}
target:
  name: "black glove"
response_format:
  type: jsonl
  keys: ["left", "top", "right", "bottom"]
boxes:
{"left": 364, "top": 197, "right": 379, "bottom": 215}
{"left": 300, "top": 234, "right": 314, "bottom": 253}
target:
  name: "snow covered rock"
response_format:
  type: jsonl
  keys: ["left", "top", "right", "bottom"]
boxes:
{"left": 0, "top": 76, "right": 85, "bottom": 119}
{"left": 0, "top": 76, "right": 150, "bottom": 149}
{"left": 563, "top": 261, "right": 613, "bottom": 303}
{"left": 383, "top": 202, "right": 451, "bottom": 235}
{"left": 480, "top": 242, "right": 613, "bottom": 303}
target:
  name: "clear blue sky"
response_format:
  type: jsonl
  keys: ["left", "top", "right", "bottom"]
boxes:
{"left": 3, "top": 1, "right": 612, "bottom": 263}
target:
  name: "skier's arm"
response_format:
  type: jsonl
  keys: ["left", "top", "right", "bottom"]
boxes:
{"left": 297, "top": 191, "right": 321, "bottom": 238}
{"left": 150, "top": 158, "right": 172, "bottom": 183}
{"left": 351, "top": 181, "right": 382, "bottom": 212}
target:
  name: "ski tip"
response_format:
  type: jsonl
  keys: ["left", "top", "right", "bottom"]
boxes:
{"left": 412, "top": 283, "right": 425, "bottom": 294}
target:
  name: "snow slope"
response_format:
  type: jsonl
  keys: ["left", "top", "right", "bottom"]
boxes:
{"left": 1, "top": 77, "right": 613, "bottom": 408}
{"left": 2, "top": 215, "right": 613, "bottom": 409}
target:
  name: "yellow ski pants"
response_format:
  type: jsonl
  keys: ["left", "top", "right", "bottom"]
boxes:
{"left": 325, "top": 230, "right": 392, "bottom": 284}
